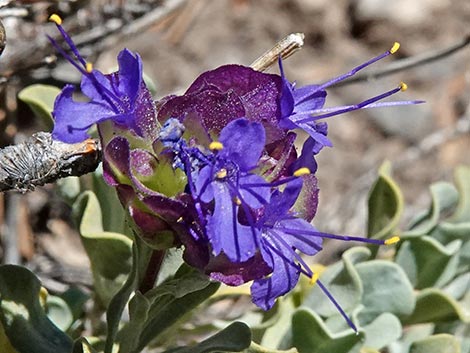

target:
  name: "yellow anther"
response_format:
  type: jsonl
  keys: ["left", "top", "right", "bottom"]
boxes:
{"left": 390, "top": 42, "right": 400, "bottom": 54}
{"left": 177, "top": 216, "right": 184, "bottom": 223}
{"left": 49, "top": 14, "right": 63, "bottom": 25}
{"left": 384, "top": 236, "right": 400, "bottom": 245}
{"left": 309, "top": 272, "right": 320, "bottom": 286}
{"left": 85, "top": 62, "right": 93, "bottom": 73}
{"left": 399, "top": 82, "right": 408, "bottom": 92}
{"left": 233, "top": 196, "right": 242, "bottom": 205}
{"left": 293, "top": 167, "right": 311, "bottom": 177}
{"left": 216, "top": 168, "right": 227, "bottom": 179}
{"left": 209, "top": 141, "right": 224, "bottom": 151}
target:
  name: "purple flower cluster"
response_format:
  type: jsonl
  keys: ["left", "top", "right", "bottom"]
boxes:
{"left": 49, "top": 15, "right": 417, "bottom": 330}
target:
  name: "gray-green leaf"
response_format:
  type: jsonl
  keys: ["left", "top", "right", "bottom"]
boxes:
{"left": 0, "top": 265, "right": 73, "bottom": 353}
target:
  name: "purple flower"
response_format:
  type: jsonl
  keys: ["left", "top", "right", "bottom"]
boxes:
{"left": 251, "top": 178, "right": 322, "bottom": 310}
{"left": 49, "top": 16, "right": 157, "bottom": 143}
{"left": 279, "top": 43, "right": 424, "bottom": 159}
{"left": 193, "top": 119, "right": 271, "bottom": 262}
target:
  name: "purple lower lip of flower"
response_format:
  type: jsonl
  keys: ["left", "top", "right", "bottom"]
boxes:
{"left": 48, "top": 14, "right": 157, "bottom": 143}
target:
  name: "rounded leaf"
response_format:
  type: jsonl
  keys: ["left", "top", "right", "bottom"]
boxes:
{"left": 46, "top": 295, "right": 73, "bottom": 332}
{"left": 0, "top": 265, "right": 73, "bottom": 353}
{"left": 367, "top": 161, "right": 404, "bottom": 239}
{"left": 404, "top": 182, "right": 459, "bottom": 238}
{"left": 304, "top": 247, "right": 369, "bottom": 318}
{"left": 72, "top": 191, "right": 132, "bottom": 305}
{"left": 449, "top": 165, "right": 470, "bottom": 223}
{"left": 163, "top": 322, "right": 251, "bottom": 353}
{"left": 361, "top": 313, "right": 402, "bottom": 350}
{"left": 409, "top": 334, "right": 461, "bottom": 353}
{"left": 18, "top": 84, "right": 61, "bottom": 129}
{"left": 395, "top": 237, "right": 462, "bottom": 289}
{"left": 403, "top": 288, "right": 469, "bottom": 325}
{"left": 356, "top": 260, "right": 415, "bottom": 323}
{"left": 292, "top": 308, "right": 364, "bottom": 353}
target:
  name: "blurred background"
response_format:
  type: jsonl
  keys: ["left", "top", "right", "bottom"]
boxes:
{"left": 0, "top": 0, "right": 468, "bottom": 285}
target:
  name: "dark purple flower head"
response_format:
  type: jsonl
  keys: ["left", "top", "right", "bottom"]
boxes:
{"left": 49, "top": 15, "right": 157, "bottom": 143}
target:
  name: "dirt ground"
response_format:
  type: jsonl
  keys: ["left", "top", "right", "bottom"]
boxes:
{"left": 0, "top": 0, "right": 469, "bottom": 282}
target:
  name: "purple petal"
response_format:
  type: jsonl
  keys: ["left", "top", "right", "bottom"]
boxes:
{"left": 133, "top": 82, "right": 158, "bottom": 140}
{"left": 297, "top": 122, "right": 333, "bottom": 147}
{"left": 53, "top": 47, "right": 156, "bottom": 142}
{"left": 291, "top": 137, "right": 319, "bottom": 173}
{"left": 239, "top": 174, "right": 271, "bottom": 208}
{"left": 158, "top": 90, "right": 245, "bottom": 137}
{"left": 206, "top": 181, "right": 259, "bottom": 262}
{"left": 218, "top": 119, "right": 265, "bottom": 171}
{"left": 279, "top": 58, "right": 295, "bottom": 118}
{"left": 52, "top": 85, "right": 114, "bottom": 143}
{"left": 276, "top": 218, "right": 323, "bottom": 255}
{"left": 251, "top": 240, "right": 300, "bottom": 310}
{"left": 292, "top": 84, "right": 326, "bottom": 113}
{"left": 116, "top": 49, "right": 142, "bottom": 104}
{"left": 262, "top": 178, "right": 303, "bottom": 224}
{"left": 194, "top": 165, "right": 214, "bottom": 203}
{"left": 186, "top": 64, "right": 281, "bottom": 99}
{"left": 80, "top": 70, "right": 117, "bottom": 110}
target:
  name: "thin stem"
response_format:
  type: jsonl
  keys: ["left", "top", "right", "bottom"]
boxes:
{"left": 138, "top": 249, "right": 166, "bottom": 294}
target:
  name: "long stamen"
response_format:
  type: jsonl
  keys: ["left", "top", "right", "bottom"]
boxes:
{"left": 316, "top": 279, "right": 358, "bottom": 332}
{"left": 270, "top": 229, "right": 315, "bottom": 277}
{"left": 49, "top": 14, "right": 88, "bottom": 67}
{"left": 243, "top": 167, "right": 310, "bottom": 189}
{"left": 47, "top": 35, "right": 88, "bottom": 75}
{"left": 263, "top": 238, "right": 312, "bottom": 278}
{"left": 295, "top": 83, "right": 407, "bottom": 124}
{"left": 291, "top": 99, "right": 424, "bottom": 117}
{"left": 267, "top": 231, "right": 358, "bottom": 332}
{"left": 49, "top": 14, "right": 128, "bottom": 115}
{"left": 281, "top": 227, "right": 400, "bottom": 246}
{"left": 230, "top": 200, "right": 243, "bottom": 260}
{"left": 243, "top": 175, "right": 297, "bottom": 188}
{"left": 317, "top": 42, "right": 400, "bottom": 91}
